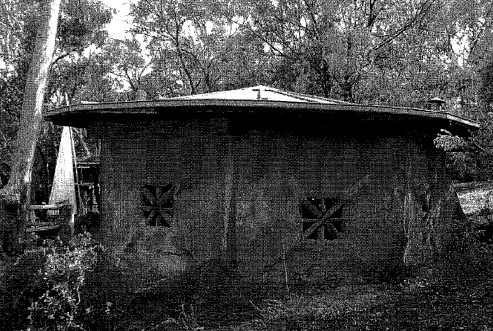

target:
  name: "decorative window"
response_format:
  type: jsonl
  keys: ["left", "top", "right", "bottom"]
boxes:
{"left": 299, "top": 197, "right": 346, "bottom": 240}
{"left": 141, "top": 184, "right": 176, "bottom": 227}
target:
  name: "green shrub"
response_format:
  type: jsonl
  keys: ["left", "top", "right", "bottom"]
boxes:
{"left": 414, "top": 217, "right": 493, "bottom": 289}
{"left": 26, "top": 233, "right": 101, "bottom": 330}
{"left": 2, "top": 249, "right": 47, "bottom": 329}
{"left": 77, "top": 252, "right": 130, "bottom": 331}
{"left": 2, "top": 233, "right": 106, "bottom": 330}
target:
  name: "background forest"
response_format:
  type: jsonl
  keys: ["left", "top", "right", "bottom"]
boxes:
{"left": 1, "top": 0, "right": 493, "bottom": 191}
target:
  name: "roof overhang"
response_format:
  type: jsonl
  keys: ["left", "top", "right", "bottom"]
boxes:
{"left": 44, "top": 86, "right": 479, "bottom": 136}
{"left": 45, "top": 98, "right": 479, "bottom": 136}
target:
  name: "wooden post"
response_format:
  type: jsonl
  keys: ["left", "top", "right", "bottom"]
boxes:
{"left": 57, "top": 204, "right": 73, "bottom": 245}
{"left": 0, "top": 201, "right": 20, "bottom": 255}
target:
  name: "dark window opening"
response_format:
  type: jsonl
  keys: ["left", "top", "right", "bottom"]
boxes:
{"left": 299, "top": 197, "right": 346, "bottom": 240}
{"left": 331, "top": 218, "right": 345, "bottom": 233}
{"left": 302, "top": 221, "right": 318, "bottom": 239}
{"left": 141, "top": 184, "right": 176, "bottom": 227}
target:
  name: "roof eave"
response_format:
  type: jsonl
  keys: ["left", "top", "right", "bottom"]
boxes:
{"left": 44, "top": 99, "right": 480, "bottom": 135}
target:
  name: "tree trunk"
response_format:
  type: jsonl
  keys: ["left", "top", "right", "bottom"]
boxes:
{"left": 0, "top": 0, "right": 61, "bottom": 254}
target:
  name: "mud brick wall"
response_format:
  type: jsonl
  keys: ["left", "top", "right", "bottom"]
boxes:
{"left": 89, "top": 116, "right": 466, "bottom": 289}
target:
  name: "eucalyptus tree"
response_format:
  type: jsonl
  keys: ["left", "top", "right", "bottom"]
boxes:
{"left": 0, "top": 0, "right": 61, "bottom": 254}
{"left": 1, "top": 0, "right": 113, "bottom": 159}
{"left": 0, "top": 0, "right": 37, "bottom": 185}
{"left": 0, "top": 0, "right": 114, "bottom": 253}
{"left": 219, "top": 0, "right": 493, "bottom": 107}
{"left": 130, "top": 0, "right": 273, "bottom": 95}
{"left": 47, "top": 0, "right": 114, "bottom": 105}
{"left": 221, "top": 0, "right": 443, "bottom": 101}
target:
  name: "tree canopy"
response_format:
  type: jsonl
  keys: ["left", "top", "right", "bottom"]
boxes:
{"left": 0, "top": 0, "right": 113, "bottom": 200}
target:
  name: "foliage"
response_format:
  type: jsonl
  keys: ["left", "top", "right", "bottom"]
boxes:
{"left": 433, "top": 132, "right": 479, "bottom": 181}
{"left": 27, "top": 235, "right": 97, "bottom": 330}
{"left": 479, "top": 56, "right": 493, "bottom": 109}
{"left": 130, "top": 0, "right": 273, "bottom": 96}
{"left": 219, "top": 0, "right": 482, "bottom": 104}
{"left": 0, "top": 0, "right": 113, "bottom": 200}
{"left": 48, "top": 51, "right": 120, "bottom": 104}
{"left": 92, "top": 36, "right": 150, "bottom": 100}
{"left": 1, "top": 224, "right": 492, "bottom": 330}
{"left": 434, "top": 133, "right": 469, "bottom": 151}
{"left": 48, "top": 0, "right": 115, "bottom": 105}
{"left": 0, "top": 0, "right": 35, "bottom": 76}
{"left": 126, "top": 0, "right": 493, "bottom": 116}
{"left": 27, "top": 234, "right": 101, "bottom": 330}
{"left": 58, "top": 0, "right": 113, "bottom": 53}
{"left": 433, "top": 118, "right": 493, "bottom": 182}
{"left": 75, "top": 253, "right": 130, "bottom": 331}
{"left": 2, "top": 233, "right": 102, "bottom": 330}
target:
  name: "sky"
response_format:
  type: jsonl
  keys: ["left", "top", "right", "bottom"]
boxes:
{"left": 99, "top": 0, "right": 135, "bottom": 40}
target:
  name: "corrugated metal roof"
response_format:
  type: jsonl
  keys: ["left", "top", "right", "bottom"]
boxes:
{"left": 166, "top": 85, "right": 351, "bottom": 104}
{"left": 44, "top": 85, "right": 480, "bottom": 135}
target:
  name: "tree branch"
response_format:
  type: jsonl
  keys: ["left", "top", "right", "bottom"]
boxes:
{"left": 371, "top": 0, "right": 435, "bottom": 53}
{"left": 51, "top": 52, "right": 70, "bottom": 67}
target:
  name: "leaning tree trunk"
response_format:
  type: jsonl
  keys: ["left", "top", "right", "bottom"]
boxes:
{"left": 0, "top": 0, "right": 61, "bottom": 254}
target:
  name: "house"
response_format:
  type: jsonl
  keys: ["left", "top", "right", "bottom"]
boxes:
{"left": 45, "top": 85, "right": 479, "bottom": 289}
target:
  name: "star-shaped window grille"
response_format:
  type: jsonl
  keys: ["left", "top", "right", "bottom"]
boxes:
{"left": 299, "top": 197, "right": 346, "bottom": 240}
{"left": 141, "top": 184, "right": 177, "bottom": 227}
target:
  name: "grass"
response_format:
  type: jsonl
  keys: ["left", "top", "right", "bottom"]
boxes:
{"left": 215, "top": 276, "right": 493, "bottom": 331}
{"left": 109, "top": 264, "right": 493, "bottom": 331}
{"left": 3, "top": 239, "right": 493, "bottom": 331}
{"left": 3, "top": 253, "right": 493, "bottom": 331}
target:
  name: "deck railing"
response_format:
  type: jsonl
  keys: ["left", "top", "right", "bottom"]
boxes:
{"left": 26, "top": 202, "right": 73, "bottom": 244}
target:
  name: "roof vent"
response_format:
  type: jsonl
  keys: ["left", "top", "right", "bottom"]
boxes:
{"left": 426, "top": 97, "right": 446, "bottom": 111}
{"left": 252, "top": 87, "right": 268, "bottom": 100}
